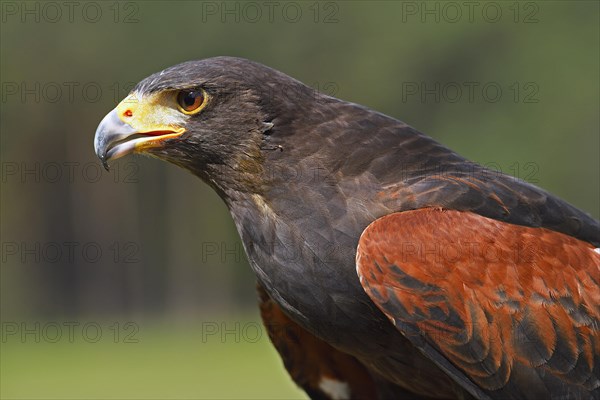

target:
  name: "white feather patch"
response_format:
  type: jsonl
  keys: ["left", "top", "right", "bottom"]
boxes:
{"left": 318, "top": 377, "right": 351, "bottom": 400}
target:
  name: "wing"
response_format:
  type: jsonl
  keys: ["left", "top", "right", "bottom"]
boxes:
{"left": 356, "top": 208, "right": 600, "bottom": 400}
{"left": 257, "top": 284, "right": 377, "bottom": 400}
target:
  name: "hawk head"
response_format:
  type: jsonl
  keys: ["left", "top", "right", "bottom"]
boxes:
{"left": 94, "top": 56, "right": 316, "bottom": 194}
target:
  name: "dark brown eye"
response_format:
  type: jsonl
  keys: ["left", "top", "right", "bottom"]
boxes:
{"left": 177, "top": 90, "right": 205, "bottom": 114}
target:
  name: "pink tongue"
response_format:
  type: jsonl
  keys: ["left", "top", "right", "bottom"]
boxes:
{"left": 143, "top": 130, "right": 175, "bottom": 137}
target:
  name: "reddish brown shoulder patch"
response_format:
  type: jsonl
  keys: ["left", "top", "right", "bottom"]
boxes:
{"left": 356, "top": 208, "right": 599, "bottom": 394}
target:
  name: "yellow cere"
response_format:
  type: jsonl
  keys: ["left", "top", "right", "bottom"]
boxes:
{"left": 115, "top": 91, "right": 188, "bottom": 135}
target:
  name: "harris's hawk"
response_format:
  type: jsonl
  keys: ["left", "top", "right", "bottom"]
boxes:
{"left": 94, "top": 57, "right": 599, "bottom": 400}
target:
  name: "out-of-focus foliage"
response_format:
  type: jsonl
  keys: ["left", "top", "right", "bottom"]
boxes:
{"left": 1, "top": 1, "right": 598, "bottom": 399}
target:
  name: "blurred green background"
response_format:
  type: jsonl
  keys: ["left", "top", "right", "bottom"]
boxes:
{"left": 1, "top": 1, "right": 598, "bottom": 399}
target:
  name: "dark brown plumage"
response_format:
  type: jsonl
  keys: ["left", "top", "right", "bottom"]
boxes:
{"left": 94, "top": 57, "right": 600, "bottom": 399}
{"left": 257, "top": 284, "right": 378, "bottom": 399}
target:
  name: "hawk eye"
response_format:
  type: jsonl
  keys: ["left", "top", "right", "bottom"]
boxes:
{"left": 177, "top": 90, "right": 205, "bottom": 114}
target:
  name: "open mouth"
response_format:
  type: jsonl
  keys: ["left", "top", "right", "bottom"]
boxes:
{"left": 94, "top": 104, "right": 187, "bottom": 170}
{"left": 94, "top": 107, "right": 187, "bottom": 170}
{"left": 105, "top": 130, "right": 185, "bottom": 162}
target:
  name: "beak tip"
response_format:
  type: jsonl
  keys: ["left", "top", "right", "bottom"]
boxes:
{"left": 94, "top": 141, "right": 110, "bottom": 171}
{"left": 94, "top": 108, "right": 136, "bottom": 172}
{"left": 101, "top": 156, "right": 110, "bottom": 171}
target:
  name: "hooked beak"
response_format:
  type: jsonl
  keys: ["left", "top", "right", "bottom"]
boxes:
{"left": 94, "top": 94, "right": 186, "bottom": 170}
{"left": 94, "top": 109, "right": 137, "bottom": 170}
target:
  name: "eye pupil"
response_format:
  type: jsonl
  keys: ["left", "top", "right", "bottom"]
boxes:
{"left": 183, "top": 93, "right": 196, "bottom": 106}
{"left": 177, "top": 90, "right": 205, "bottom": 113}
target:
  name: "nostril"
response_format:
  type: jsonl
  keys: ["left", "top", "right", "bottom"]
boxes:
{"left": 123, "top": 109, "right": 133, "bottom": 118}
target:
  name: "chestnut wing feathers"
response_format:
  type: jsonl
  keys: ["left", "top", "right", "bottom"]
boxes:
{"left": 356, "top": 209, "right": 600, "bottom": 400}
